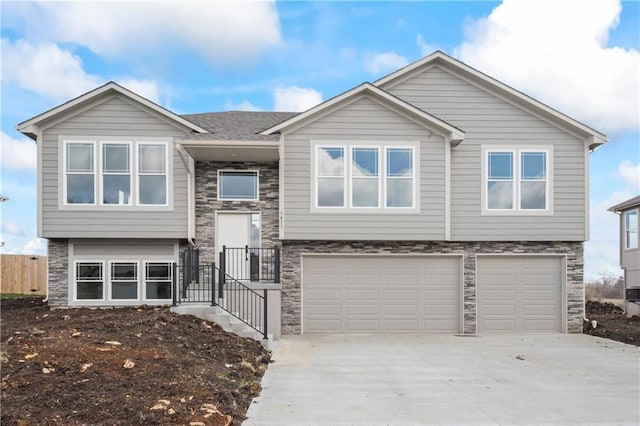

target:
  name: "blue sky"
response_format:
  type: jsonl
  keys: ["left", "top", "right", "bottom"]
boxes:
{"left": 1, "top": 0, "right": 638, "bottom": 280}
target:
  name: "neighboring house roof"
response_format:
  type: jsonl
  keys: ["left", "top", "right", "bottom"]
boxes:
{"left": 16, "top": 81, "right": 210, "bottom": 139}
{"left": 182, "top": 111, "right": 298, "bottom": 141}
{"left": 609, "top": 195, "right": 640, "bottom": 213}
{"left": 261, "top": 82, "right": 465, "bottom": 145}
{"left": 374, "top": 51, "right": 607, "bottom": 150}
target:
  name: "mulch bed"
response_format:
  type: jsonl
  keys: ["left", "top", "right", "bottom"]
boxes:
{"left": 583, "top": 300, "right": 640, "bottom": 346}
{"left": 1, "top": 297, "right": 271, "bottom": 425}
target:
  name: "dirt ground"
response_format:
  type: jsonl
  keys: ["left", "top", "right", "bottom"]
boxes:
{"left": 584, "top": 300, "right": 640, "bottom": 346}
{"left": 1, "top": 297, "right": 271, "bottom": 425}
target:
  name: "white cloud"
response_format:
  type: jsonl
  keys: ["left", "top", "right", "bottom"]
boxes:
{"left": 1, "top": 220, "right": 25, "bottom": 237}
{"left": 4, "top": 1, "right": 281, "bottom": 66}
{"left": 1, "top": 38, "right": 160, "bottom": 103}
{"left": 23, "top": 237, "right": 47, "bottom": 255}
{"left": 585, "top": 190, "right": 629, "bottom": 280}
{"left": 118, "top": 79, "right": 160, "bottom": 104}
{"left": 224, "top": 100, "right": 263, "bottom": 112}
{"left": 364, "top": 52, "right": 409, "bottom": 75}
{"left": 455, "top": 0, "right": 640, "bottom": 134}
{"left": 1, "top": 131, "right": 36, "bottom": 171}
{"left": 416, "top": 34, "right": 438, "bottom": 56}
{"left": 1, "top": 38, "right": 102, "bottom": 100}
{"left": 274, "top": 86, "right": 322, "bottom": 112}
{"left": 616, "top": 161, "right": 640, "bottom": 192}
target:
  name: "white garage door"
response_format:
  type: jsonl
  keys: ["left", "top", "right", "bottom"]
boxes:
{"left": 477, "top": 256, "right": 563, "bottom": 333}
{"left": 302, "top": 255, "right": 461, "bottom": 333}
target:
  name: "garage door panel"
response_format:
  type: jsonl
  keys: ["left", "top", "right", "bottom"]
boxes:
{"left": 306, "top": 288, "right": 340, "bottom": 301}
{"left": 346, "top": 305, "right": 379, "bottom": 316}
{"left": 346, "top": 319, "right": 380, "bottom": 332}
{"left": 346, "top": 289, "right": 379, "bottom": 300}
{"left": 478, "top": 256, "right": 562, "bottom": 333}
{"left": 303, "top": 256, "right": 460, "bottom": 333}
{"left": 385, "top": 319, "right": 419, "bottom": 331}
{"left": 306, "top": 319, "right": 341, "bottom": 332}
{"left": 385, "top": 304, "right": 419, "bottom": 315}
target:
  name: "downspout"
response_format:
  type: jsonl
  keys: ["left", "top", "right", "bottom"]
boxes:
{"left": 37, "top": 128, "right": 49, "bottom": 303}
{"left": 176, "top": 144, "right": 196, "bottom": 247}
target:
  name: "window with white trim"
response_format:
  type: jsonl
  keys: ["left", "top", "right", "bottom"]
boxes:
{"left": 66, "top": 143, "right": 96, "bottom": 204}
{"left": 64, "top": 140, "right": 168, "bottom": 207}
{"left": 76, "top": 262, "right": 104, "bottom": 300}
{"left": 145, "top": 262, "right": 172, "bottom": 300}
{"left": 485, "top": 149, "right": 549, "bottom": 211}
{"left": 110, "top": 262, "right": 138, "bottom": 300}
{"left": 315, "top": 144, "right": 416, "bottom": 210}
{"left": 352, "top": 147, "right": 379, "bottom": 207}
{"left": 102, "top": 143, "right": 131, "bottom": 205}
{"left": 317, "top": 147, "right": 345, "bottom": 207}
{"left": 138, "top": 144, "right": 167, "bottom": 205}
{"left": 386, "top": 147, "right": 414, "bottom": 208}
{"left": 625, "top": 209, "right": 638, "bottom": 249}
{"left": 218, "top": 171, "right": 259, "bottom": 200}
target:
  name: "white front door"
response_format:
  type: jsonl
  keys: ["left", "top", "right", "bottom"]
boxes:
{"left": 216, "top": 213, "right": 259, "bottom": 281}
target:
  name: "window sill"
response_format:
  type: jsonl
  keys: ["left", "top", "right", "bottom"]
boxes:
{"left": 310, "top": 206, "right": 420, "bottom": 214}
{"left": 481, "top": 209, "right": 553, "bottom": 216}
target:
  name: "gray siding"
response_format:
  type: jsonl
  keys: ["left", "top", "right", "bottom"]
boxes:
{"left": 385, "top": 65, "right": 588, "bottom": 241}
{"left": 40, "top": 95, "right": 190, "bottom": 238}
{"left": 283, "top": 95, "right": 446, "bottom": 240}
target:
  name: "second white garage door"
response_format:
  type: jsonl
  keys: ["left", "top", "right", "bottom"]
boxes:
{"left": 302, "top": 255, "right": 461, "bottom": 333}
{"left": 477, "top": 256, "right": 564, "bottom": 333}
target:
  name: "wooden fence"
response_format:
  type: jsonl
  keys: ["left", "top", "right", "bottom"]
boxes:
{"left": 1, "top": 254, "right": 47, "bottom": 295}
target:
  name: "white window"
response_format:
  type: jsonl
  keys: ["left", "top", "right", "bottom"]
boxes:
{"left": 625, "top": 210, "right": 638, "bottom": 249}
{"left": 485, "top": 149, "right": 549, "bottom": 212}
{"left": 317, "top": 147, "right": 345, "bottom": 207}
{"left": 145, "top": 262, "right": 172, "bottom": 300}
{"left": 351, "top": 147, "right": 379, "bottom": 207}
{"left": 110, "top": 262, "right": 138, "bottom": 300}
{"left": 218, "top": 171, "right": 259, "bottom": 200}
{"left": 75, "top": 262, "right": 104, "bottom": 300}
{"left": 315, "top": 144, "right": 416, "bottom": 210}
{"left": 138, "top": 143, "right": 168, "bottom": 205}
{"left": 386, "top": 147, "right": 414, "bottom": 208}
{"left": 66, "top": 143, "right": 96, "bottom": 204}
{"left": 102, "top": 143, "right": 131, "bottom": 205}
{"left": 63, "top": 140, "right": 168, "bottom": 207}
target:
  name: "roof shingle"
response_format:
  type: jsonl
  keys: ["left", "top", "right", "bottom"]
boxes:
{"left": 181, "top": 111, "right": 298, "bottom": 141}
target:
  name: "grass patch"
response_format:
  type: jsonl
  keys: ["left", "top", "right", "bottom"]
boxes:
{"left": 0, "top": 293, "right": 41, "bottom": 300}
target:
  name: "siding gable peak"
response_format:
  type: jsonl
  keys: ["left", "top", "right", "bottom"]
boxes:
{"left": 375, "top": 50, "right": 607, "bottom": 150}
{"left": 17, "top": 81, "right": 209, "bottom": 139}
{"left": 261, "top": 82, "right": 464, "bottom": 145}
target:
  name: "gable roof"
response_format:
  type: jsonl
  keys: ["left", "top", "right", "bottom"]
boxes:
{"left": 261, "top": 82, "right": 465, "bottom": 145}
{"left": 16, "top": 81, "right": 209, "bottom": 139}
{"left": 182, "top": 111, "right": 297, "bottom": 141}
{"left": 609, "top": 195, "right": 640, "bottom": 213}
{"left": 375, "top": 51, "right": 607, "bottom": 150}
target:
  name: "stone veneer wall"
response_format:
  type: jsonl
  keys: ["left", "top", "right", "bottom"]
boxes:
{"left": 194, "top": 161, "right": 279, "bottom": 263}
{"left": 47, "top": 238, "right": 69, "bottom": 306}
{"left": 281, "top": 240, "right": 584, "bottom": 334}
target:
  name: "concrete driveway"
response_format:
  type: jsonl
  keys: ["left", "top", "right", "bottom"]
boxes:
{"left": 244, "top": 334, "right": 640, "bottom": 425}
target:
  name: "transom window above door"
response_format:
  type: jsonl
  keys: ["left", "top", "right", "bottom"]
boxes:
{"left": 313, "top": 142, "right": 418, "bottom": 211}
{"left": 218, "top": 170, "right": 259, "bottom": 200}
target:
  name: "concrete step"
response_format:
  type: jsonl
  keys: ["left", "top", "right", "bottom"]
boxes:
{"left": 170, "top": 304, "right": 271, "bottom": 347}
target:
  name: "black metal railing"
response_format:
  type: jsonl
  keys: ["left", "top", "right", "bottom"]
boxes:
{"left": 172, "top": 250, "right": 271, "bottom": 339}
{"left": 220, "top": 246, "right": 280, "bottom": 283}
{"left": 172, "top": 263, "right": 216, "bottom": 306}
{"left": 215, "top": 270, "right": 268, "bottom": 340}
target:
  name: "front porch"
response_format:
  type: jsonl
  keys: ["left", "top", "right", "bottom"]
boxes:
{"left": 171, "top": 246, "right": 281, "bottom": 341}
